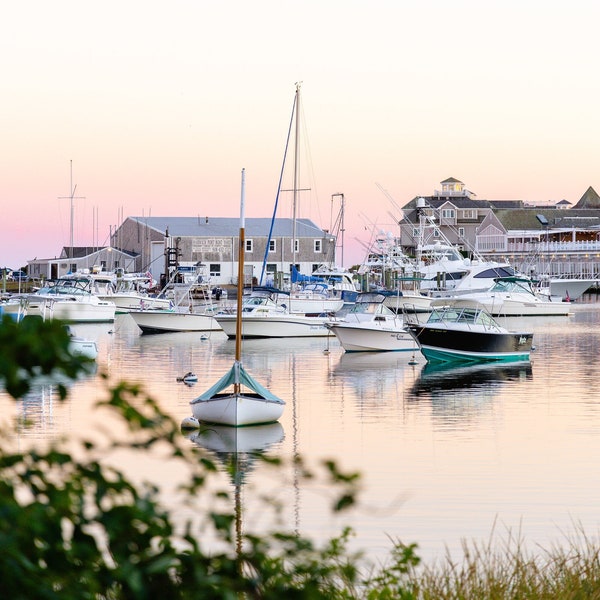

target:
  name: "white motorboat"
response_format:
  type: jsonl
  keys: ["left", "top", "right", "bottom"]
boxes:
{"left": 87, "top": 272, "right": 172, "bottom": 313}
{"left": 536, "top": 276, "right": 597, "bottom": 302}
{"left": 310, "top": 264, "right": 359, "bottom": 305}
{"left": 435, "top": 276, "right": 572, "bottom": 317}
{"left": 24, "top": 278, "right": 116, "bottom": 322}
{"left": 325, "top": 292, "right": 416, "bottom": 352}
{"left": 65, "top": 325, "right": 98, "bottom": 360}
{"left": 215, "top": 289, "right": 333, "bottom": 338}
{"left": 405, "top": 303, "right": 534, "bottom": 364}
{"left": 286, "top": 281, "right": 344, "bottom": 315}
{"left": 382, "top": 277, "right": 434, "bottom": 314}
{"left": 128, "top": 308, "right": 222, "bottom": 334}
{"left": 216, "top": 310, "right": 332, "bottom": 339}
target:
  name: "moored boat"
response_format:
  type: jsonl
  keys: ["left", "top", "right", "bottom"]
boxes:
{"left": 434, "top": 276, "right": 572, "bottom": 317}
{"left": 128, "top": 308, "right": 222, "bottom": 334}
{"left": 190, "top": 168, "right": 285, "bottom": 427}
{"left": 405, "top": 302, "right": 534, "bottom": 364}
{"left": 325, "top": 292, "right": 415, "bottom": 352}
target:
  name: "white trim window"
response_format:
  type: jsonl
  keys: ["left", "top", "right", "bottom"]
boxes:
{"left": 269, "top": 239, "right": 276, "bottom": 252}
{"left": 314, "top": 239, "right": 322, "bottom": 253}
{"left": 458, "top": 227, "right": 465, "bottom": 238}
{"left": 291, "top": 239, "right": 299, "bottom": 253}
{"left": 245, "top": 239, "right": 253, "bottom": 252}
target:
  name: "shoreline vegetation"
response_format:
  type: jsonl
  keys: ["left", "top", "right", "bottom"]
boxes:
{"left": 1, "top": 314, "right": 600, "bottom": 598}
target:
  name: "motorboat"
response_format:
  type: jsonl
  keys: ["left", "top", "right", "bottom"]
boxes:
{"left": 65, "top": 325, "right": 98, "bottom": 360}
{"left": 381, "top": 278, "right": 434, "bottom": 314}
{"left": 405, "top": 302, "right": 534, "bottom": 363}
{"left": 128, "top": 307, "right": 222, "bottom": 334}
{"left": 23, "top": 277, "right": 116, "bottom": 322}
{"left": 535, "top": 276, "right": 597, "bottom": 302}
{"left": 421, "top": 246, "right": 520, "bottom": 296}
{"left": 286, "top": 281, "right": 344, "bottom": 315}
{"left": 216, "top": 309, "right": 332, "bottom": 339}
{"left": 215, "top": 288, "right": 333, "bottom": 338}
{"left": 86, "top": 272, "right": 172, "bottom": 313}
{"left": 306, "top": 264, "right": 359, "bottom": 305}
{"left": 325, "top": 292, "right": 416, "bottom": 352}
{"left": 434, "top": 276, "right": 572, "bottom": 317}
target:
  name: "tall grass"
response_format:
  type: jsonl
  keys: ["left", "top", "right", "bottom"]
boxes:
{"left": 406, "top": 525, "right": 600, "bottom": 599}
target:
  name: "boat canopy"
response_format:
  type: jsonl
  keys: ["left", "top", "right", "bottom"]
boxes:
{"left": 193, "top": 360, "right": 284, "bottom": 404}
{"left": 291, "top": 265, "right": 324, "bottom": 284}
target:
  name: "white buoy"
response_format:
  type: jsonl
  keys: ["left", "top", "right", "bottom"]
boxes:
{"left": 181, "top": 416, "right": 200, "bottom": 430}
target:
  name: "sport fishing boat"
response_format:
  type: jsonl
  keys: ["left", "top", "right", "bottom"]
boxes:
{"left": 405, "top": 302, "right": 534, "bottom": 364}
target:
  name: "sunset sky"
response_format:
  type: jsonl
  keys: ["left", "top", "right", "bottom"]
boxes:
{"left": 3, "top": 1, "right": 600, "bottom": 270}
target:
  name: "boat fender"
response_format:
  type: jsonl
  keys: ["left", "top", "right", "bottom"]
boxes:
{"left": 181, "top": 416, "right": 200, "bottom": 430}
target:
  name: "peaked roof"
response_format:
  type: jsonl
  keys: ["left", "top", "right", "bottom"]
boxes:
{"left": 441, "top": 177, "right": 463, "bottom": 184}
{"left": 129, "top": 216, "right": 330, "bottom": 238}
{"left": 494, "top": 208, "right": 600, "bottom": 231}
{"left": 60, "top": 246, "right": 137, "bottom": 259}
{"left": 573, "top": 186, "right": 600, "bottom": 209}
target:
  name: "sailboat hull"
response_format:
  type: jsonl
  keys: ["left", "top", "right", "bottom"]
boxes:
{"left": 191, "top": 393, "right": 285, "bottom": 426}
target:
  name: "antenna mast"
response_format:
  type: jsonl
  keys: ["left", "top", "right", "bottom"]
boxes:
{"left": 58, "top": 160, "right": 85, "bottom": 260}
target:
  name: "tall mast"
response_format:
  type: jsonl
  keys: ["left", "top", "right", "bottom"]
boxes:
{"left": 292, "top": 82, "right": 301, "bottom": 271}
{"left": 235, "top": 168, "right": 246, "bottom": 369}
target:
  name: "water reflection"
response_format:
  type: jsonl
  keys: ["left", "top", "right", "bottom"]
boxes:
{"left": 331, "top": 351, "right": 420, "bottom": 401}
{"left": 411, "top": 360, "right": 533, "bottom": 396}
{"left": 187, "top": 422, "right": 286, "bottom": 553}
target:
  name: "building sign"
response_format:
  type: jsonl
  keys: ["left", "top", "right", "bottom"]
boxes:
{"left": 192, "top": 238, "right": 233, "bottom": 254}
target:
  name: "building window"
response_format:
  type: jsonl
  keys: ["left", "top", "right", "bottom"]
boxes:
{"left": 433, "top": 229, "right": 440, "bottom": 238}
{"left": 245, "top": 239, "right": 253, "bottom": 252}
{"left": 412, "top": 228, "right": 419, "bottom": 237}
{"left": 70, "top": 263, "right": 77, "bottom": 273}
{"left": 441, "top": 209, "right": 456, "bottom": 219}
{"left": 314, "top": 239, "right": 322, "bottom": 253}
{"left": 292, "top": 239, "right": 299, "bottom": 253}
{"left": 209, "top": 264, "right": 221, "bottom": 277}
{"left": 461, "top": 209, "right": 476, "bottom": 219}
{"left": 114, "top": 260, "right": 120, "bottom": 269}
{"left": 269, "top": 239, "right": 276, "bottom": 252}
{"left": 458, "top": 227, "right": 465, "bottom": 238}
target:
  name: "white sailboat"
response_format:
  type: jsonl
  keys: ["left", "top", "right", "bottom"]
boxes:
{"left": 190, "top": 170, "right": 286, "bottom": 426}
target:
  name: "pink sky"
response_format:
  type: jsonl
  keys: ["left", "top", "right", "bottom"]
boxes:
{"left": 3, "top": 1, "right": 600, "bottom": 270}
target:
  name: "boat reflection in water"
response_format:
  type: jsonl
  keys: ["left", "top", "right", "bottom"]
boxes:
{"left": 186, "top": 422, "right": 285, "bottom": 555}
{"left": 411, "top": 360, "right": 533, "bottom": 397}
{"left": 331, "top": 350, "right": 421, "bottom": 402}
{"left": 187, "top": 422, "right": 285, "bottom": 457}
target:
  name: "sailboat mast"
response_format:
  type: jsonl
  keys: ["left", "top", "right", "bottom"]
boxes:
{"left": 292, "top": 82, "right": 300, "bottom": 272}
{"left": 235, "top": 168, "right": 246, "bottom": 368}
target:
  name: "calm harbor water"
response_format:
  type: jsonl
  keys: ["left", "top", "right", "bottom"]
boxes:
{"left": 3, "top": 299, "right": 600, "bottom": 566}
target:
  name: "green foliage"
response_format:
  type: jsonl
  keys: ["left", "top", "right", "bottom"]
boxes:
{"left": 0, "top": 314, "right": 93, "bottom": 399}
{"left": 0, "top": 314, "right": 419, "bottom": 598}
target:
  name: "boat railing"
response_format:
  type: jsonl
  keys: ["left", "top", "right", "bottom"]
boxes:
{"left": 426, "top": 305, "right": 501, "bottom": 332}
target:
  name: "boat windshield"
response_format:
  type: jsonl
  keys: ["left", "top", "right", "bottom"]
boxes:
{"left": 490, "top": 278, "right": 533, "bottom": 294}
{"left": 428, "top": 306, "right": 499, "bottom": 329}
